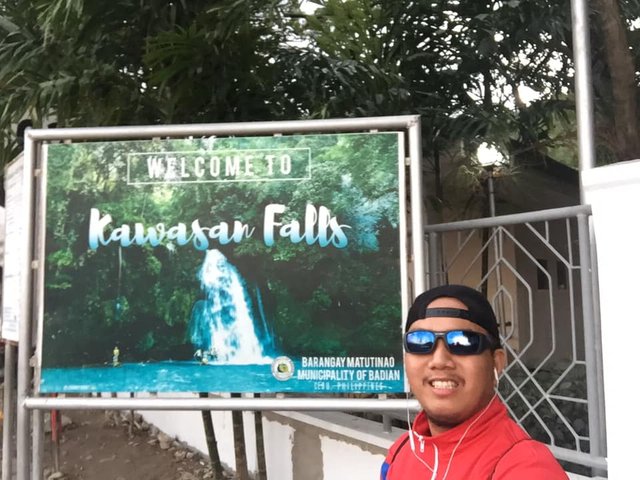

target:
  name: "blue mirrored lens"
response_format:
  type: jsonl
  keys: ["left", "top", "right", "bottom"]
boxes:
{"left": 445, "top": 330, "right": 481, "bottom": 354}
{"left": 404, "top": 330, "right": 487, "bottom": 355}
{"left": 405, "top": 330, "right": 436, "bottom": 353}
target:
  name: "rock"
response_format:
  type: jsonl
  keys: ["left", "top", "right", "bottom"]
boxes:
{"left": 102, "top": 411, "right": 119, "bottom": 428}
{"left": 174, "top": 450, "right": 187, "bottom": 461}
{"left": 46, "top": 472, "right": 65, "bottom": 480}
{"left": 157, "top": 432, "right": 173, "bottom": 450}
{"left": 172, "top": 440, "right": 184, "bottom": 449}
{"left": 177, "top": 472, "right": 198, "bottom": 480}
{"left": 60, "top": 414, "right": 73, "bottom": 428}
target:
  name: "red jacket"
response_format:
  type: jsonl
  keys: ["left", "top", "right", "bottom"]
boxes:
{"left": 381, "top": 397, "right": 568, "bottom": 480}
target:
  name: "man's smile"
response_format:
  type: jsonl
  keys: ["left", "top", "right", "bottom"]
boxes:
{"left": 429, "top": 379, "right": 459, "bottom": 390}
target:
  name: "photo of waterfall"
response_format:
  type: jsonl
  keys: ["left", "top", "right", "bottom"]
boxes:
{"left": 189, "top": 249, "right": 273, "bottom": 365}
{"left": 38, "top": 132, "right": 405, "bottom": 393}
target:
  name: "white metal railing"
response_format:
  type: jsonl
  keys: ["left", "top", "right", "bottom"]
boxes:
{"left": 425, "top": 205, "right": 606, "bottom": 474}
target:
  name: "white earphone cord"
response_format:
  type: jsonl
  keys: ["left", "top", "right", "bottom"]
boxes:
{"left": 406, "top": 394, "right": 498, "bottom": 480}
{"left": 406, "top": 393, "right": 435, "bottom": 476}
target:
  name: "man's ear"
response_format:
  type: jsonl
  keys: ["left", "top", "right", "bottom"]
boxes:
{"left": 492, "top": 348, "right": 507, "bottom": 376}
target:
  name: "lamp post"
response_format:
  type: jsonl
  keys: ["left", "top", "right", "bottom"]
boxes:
{"left": 476, "top": 142, "right": 506, "bottom": 215}
{"left": 476, "top": 143, "right": 507, "bottom": 334}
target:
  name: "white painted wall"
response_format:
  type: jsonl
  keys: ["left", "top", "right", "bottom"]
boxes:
{"left": 320, "top": 435, "right": 384, "bottom": 479}
{"left": 262, "top": 417, "right": 294, "bottom": 480}
{"left": 0, "top": 205, "right": 5, "bottom": 267}
{"left": 583, "top": 159, "right": 640, "bottom": 480}
{"left": 134, "top": 392, "right": 258, "bottom": 472}
{"left": 134, "top": 395, "right": 398, "bottom": 479}
{"left": 136, "top": 403, "right": 598, "bottom": 479}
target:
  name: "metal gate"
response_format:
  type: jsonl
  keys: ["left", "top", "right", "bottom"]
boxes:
{"left": 424, "top": 205, "right": 606, "bottom": 473}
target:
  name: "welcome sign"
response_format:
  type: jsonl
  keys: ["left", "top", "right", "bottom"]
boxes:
{"left": 38, "top": 133, "right": 405, "bottom": 394}
{"left": 128, "top": 147, "right": 311, "bottom": 183}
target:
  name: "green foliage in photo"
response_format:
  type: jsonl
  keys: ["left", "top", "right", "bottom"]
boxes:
{"left": 42, "top": 133, "right": 403, "bottom": 367}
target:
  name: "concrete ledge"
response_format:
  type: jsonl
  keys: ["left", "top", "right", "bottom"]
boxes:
{"left": 268, "top": 410, "right": 403, "bottom": 450}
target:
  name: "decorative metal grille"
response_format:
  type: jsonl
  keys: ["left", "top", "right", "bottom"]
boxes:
{"left": 424, "top": 205, "right": 606, "bottom": 472}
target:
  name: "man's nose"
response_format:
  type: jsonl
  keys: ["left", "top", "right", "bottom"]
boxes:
{"left": 428, "top": 338, "right": 454, "bottom": 368}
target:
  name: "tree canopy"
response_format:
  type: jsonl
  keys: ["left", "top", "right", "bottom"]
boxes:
{"left": 1, "top": 0, "right": 639, "bottom": 190}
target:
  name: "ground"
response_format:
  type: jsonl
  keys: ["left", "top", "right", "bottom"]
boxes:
{"left": 3, "top": 408, "right": 229, "bottom": 480}
{"left": 44, "top": 411, "right": 225, "bottom": 480}
{"left": 45, "top": 410, "right": 219, "bottom": 480}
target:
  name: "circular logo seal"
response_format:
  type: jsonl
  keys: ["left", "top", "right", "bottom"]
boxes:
{"left": 271, "top": 356, "right": 294, "bottom": 381}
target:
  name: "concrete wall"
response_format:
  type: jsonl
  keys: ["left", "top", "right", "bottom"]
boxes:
{"left": 136, "top": 393, "right": 397, "bottom": 479}
{"left": 135, "top": 393, "right": 599, "bottom": 479}
{"left": 583, "top": 159, "right": 640, "bottom": 480}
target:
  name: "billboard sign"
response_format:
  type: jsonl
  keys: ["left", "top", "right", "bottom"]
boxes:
{"left": 38, "top": 132, "right": 406, "bottom": 394}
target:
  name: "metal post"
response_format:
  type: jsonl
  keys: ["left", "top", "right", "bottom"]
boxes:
{"left": 486, "top": 172, "right": 507, "bottom": 334}
{"left": 2, "top": 343, "right": 16, "bottom": 480}
{"left": 428, "top": 232, "right": 439, "bottom": 288}
{"left": 570, "top": 0, "right": 596, "bottom": 201}
{"left": 382, "top": 414, "right": 392, "bottom": 434}
{"left": 32, "top": 409, "right": 43, "bottom": 480}
{"left": 16, "top": 133, "right": 36, "bottom": 480}
{"left": 569, "top": 0, "right": 607, "bottom": 450}
{"left": 577, "top": 214, "right": 603, "bottom": 463}
{"left": 379, "top": 394, "right": 391, "bottom": 433}
{"left": 486, "top": 173, "right": 496, "bottom": 217}
{"left": 24, "top": 396, "right": 422, "bottom": 411}
{"left": 408, "top": 118, "right": 426, "bottom": 295}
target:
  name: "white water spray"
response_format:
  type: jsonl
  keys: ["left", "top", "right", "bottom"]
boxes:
{"left": 190, "top": 249, "right": 271, "bottom": 364}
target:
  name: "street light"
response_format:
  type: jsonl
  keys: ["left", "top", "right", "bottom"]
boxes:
{"left": 476, "top": 142, "right": 507, "bottom": 325}
{"left": 477, "top": 142, "right": 507, "bottom": 167}
{"left": 476, "top": 142, "right": 507, "bottom": 217}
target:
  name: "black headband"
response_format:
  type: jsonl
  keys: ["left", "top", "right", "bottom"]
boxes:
{"left": 406, "top": 284, "right": 501, "bottom": 346}
{"left": 423, "top": 308, "right": 473, "bottom": 321}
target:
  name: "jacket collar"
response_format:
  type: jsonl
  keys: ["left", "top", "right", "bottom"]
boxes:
{"left": 412, "top": 395, "right": 505, "bottom": 448}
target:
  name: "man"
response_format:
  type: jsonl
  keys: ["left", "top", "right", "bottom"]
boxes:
{"left": 381, "top": 284, "right": 568, "bottom": 479}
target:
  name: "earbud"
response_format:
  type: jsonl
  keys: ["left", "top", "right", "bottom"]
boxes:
{"left": 493, "top": 367, "right": 499, "bottom": 386}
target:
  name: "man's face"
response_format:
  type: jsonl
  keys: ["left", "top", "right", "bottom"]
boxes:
{"left": 404, "top": 296, "right": 505, "bottom": 435}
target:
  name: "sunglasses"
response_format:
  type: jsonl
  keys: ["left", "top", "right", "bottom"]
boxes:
{"left": 404, "top": 329, "right": 497, "bottom": 355}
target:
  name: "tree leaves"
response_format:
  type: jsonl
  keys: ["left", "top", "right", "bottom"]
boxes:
{"left": 1, "top": 0, "right": 639, "bottom": 190}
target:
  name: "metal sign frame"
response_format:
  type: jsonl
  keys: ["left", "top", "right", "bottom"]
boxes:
{"left": 36, "top": 131, "right": 404, "bottom": 395}
{"left": 13, "top": 115, "right": 425, "bottom": 480}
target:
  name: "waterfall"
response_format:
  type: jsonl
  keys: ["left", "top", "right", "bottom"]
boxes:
{"left": 189, "top": 249, "right": 271, "bottom": 365}
{"left": 255, "top": 286, "right": 275, "bottom": 354}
